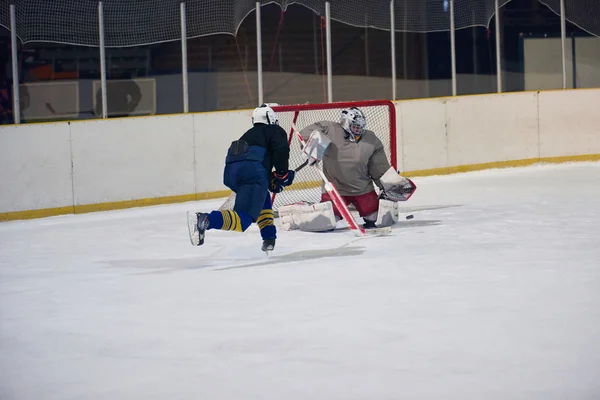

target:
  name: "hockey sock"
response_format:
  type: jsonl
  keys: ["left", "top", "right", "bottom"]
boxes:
{"left": 257, "top": 208, "right": 276, "bottom": 239}
{"left": 207, "top": 210, "right": 252, "bottom": 232}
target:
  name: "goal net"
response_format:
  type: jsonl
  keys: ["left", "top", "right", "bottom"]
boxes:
{"left": 220, "top": 100, "right": 397, "bottom": 213}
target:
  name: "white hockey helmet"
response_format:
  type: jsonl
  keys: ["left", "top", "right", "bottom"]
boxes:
{"left": 340, "top": 107, "right": 366, "bottom": 141}
{"left": 252, "top": 103, "right": 279, "bottom": 125}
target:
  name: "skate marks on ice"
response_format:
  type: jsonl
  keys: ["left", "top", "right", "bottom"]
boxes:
{"left": 104, "top": 205, "right": 454, "bottom": 274}
{"left": 105, "top": 244, "right": 366, "bottom": 275}
{"left": 213, "top": 246, "right": 366, "bottom": 271}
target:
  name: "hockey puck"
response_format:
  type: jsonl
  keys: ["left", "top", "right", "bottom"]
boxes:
{"left": 405, "top": 214, "right": 414, "bottom": 220}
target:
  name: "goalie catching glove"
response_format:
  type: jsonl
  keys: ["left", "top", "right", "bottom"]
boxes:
{"left": 378, "top": 167, "right": 417, "bottom": 202}
{"left": 269, "top": 170, "right": 295, "bottom": 193}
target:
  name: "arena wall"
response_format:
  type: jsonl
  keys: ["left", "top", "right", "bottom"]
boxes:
{"left": 1, "top": 88, "right": 599, "bottom": 221}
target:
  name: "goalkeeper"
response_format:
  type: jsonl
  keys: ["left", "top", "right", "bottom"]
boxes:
{"left": 279, "top": 106, "right": 416, "bottom": 232}
{"left": 188, "top": 104, "right": 294, "bottom": 252}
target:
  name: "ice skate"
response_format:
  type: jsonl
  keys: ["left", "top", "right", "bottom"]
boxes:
{"left": 187, "top": 211, "right": 210, "bottom": 246}
{"left": 261, "top": 238, "right": 276, "bottom": 253}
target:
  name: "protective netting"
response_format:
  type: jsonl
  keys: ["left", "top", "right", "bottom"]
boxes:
{"left": 3, "top": 0, "right": 99, "bottom": 47}
{"left": 0, "top": 0, "right": 535, "bottom": 48}
{"left": 220, "top": 100, "right": 396, "bottom": 212}
{"left": 538, "top": 0, "right": 600, "bottom": 38}
{"left": 2, "top": 0, "right": 599, "bottom": 48}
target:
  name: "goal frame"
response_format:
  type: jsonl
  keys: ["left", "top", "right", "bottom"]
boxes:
{"left": 219, "top": 99, "right": 398, "bottom": 213}
{"left": 272, "top": 99, "right": 397, "bottom": 169}
{"left": 270, "top": 99, "right": 397, "bottom": 208}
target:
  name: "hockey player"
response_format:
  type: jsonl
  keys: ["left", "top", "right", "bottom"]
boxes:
{"left": 279, "top": 106, "right": 416, "bottom": 232}
{"left": 188, "top": 104, "right": 295, "bottom": 251}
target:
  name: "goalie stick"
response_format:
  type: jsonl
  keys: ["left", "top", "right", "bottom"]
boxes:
{"left": 290, "top": 123, "right": 391, "bottom": 237}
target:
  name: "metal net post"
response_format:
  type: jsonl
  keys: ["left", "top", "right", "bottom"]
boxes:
{"left": 256, "top": 2, "right": 264, "bottom": 106}
{"left": 10, "top": 4, "right": 20, "bottom": 124}
{"left": 495, "top": 0, "right": 502, "bottom": 93}
{"left": 325, "top": 2, "right": 333, "bottom": 103}
{"left": 181, "top": 2, "right": 189, "bottom": 113}
{"left": 98, "top": 1, "right": 107, "bottom": 119}
{"left": 450, "top": 0, "right": 457, "bottom": 96}
{"left": 559, "top": 0, "right": 567, "bottom": 89}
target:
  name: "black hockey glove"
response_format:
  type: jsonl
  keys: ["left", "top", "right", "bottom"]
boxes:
{"left": 269, "top": 170, "right": 295, "bottom": 193}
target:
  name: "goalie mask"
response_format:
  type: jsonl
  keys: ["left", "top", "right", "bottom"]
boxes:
{"left": 252, "top": 104, "right": 278, "bottom": 125}
{"left": 340, "top": 107, "right": 366, "bottom": 142}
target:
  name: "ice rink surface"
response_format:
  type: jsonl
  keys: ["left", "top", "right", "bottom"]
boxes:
{"left": 1, "top": 162, "right": 600, "bottom": 400}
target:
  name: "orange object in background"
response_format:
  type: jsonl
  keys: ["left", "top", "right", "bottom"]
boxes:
{"left": 29, "top": 64, "right": 78, "bottom": 80}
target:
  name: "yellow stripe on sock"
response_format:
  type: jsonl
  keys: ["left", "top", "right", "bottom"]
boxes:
{"left": 220, "top": 210, "right": 231, "bottom": 230}
{"left": 258, "top": 220, "right": 272, "bottom": 230}
{"left": 257, "top": 209, "right": 274, "bottom": 230}
{"left": 219, "top": 210, "right": 244, "bottom": 232}
{"left": 257, "top": 210, "right": 274, "bottom": 220}
{"left": 232, "top": 211, "right": 243, "bottom": 232}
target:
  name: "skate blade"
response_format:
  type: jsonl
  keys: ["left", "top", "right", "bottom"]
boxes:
{"left": 187, "top": 211, "right": 200, "bottom": 246}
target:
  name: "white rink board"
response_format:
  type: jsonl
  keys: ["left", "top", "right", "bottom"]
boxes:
{"left": 538, "top": 89, "right": 600, "bottom": 158}
{"left": 398, "top": 98, "right": 448, "bottom": 172}
{"left": 192, "top": 111, "right": 250, "bottom": 193}
{"left": 0, "top": 123, "right": 73, "bottom": 213}
{"left": 446, "top": 92, "right": 539, "bottom": 166}
{"left": 70, "top": 115, "right": 195, "bottom": 205}
{"left": 1, "top": 88, "right": 600, "bottom": 216}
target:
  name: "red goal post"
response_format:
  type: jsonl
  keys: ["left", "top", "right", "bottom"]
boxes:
{"left": 270, "top": 99, "right": 397, "bottom": 211}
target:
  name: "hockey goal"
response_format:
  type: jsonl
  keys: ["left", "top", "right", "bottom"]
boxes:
{"left": 221, "top": 100, "right": 397, "bottom": 212}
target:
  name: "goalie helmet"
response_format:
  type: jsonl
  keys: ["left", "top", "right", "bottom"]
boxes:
{"left": 340, "top": 107, "right": 366, "bottom": 142}
{"left": 252, "top": 104, "right": 279, "bottom": 125}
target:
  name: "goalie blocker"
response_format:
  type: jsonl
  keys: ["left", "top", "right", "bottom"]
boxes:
{"left": 279, "top": 167, "right": 416, "bottom": 232}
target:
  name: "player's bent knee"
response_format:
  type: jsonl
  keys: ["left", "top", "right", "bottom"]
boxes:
{"left": 237, "top": 211, "right": 254, "bottom": 231}
{"left": 279, "top": 201, "right": 337, "bottom": 232}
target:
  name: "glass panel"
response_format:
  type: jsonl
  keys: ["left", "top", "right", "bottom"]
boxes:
{"left": 103, "top": 43, "right": 182, "bottom": 117}
{"left": 574, "top": 34, "right": 600, "bottom": 89}
{"left": 262, "top": 4, "right": 326, "bottom": 105}
{"left": 1, "top": 28, "right": 14, "bottom": 124}
{"left": 17, "top": 43, "right": 100, "bottom": 123}
{"left": 187, "top": 13, "right": 258, "bottom": 112}
{"left": 497, "top": 0, "right": 599, "bottom": 92}
{"left": 455, "top": 26, "right": 497, "bottom": 95}
{"left": 394, "top": 31, "right": 452, "bottom": 100}
{"left": 330, "top": 20, "right": 393, "bottom": 102}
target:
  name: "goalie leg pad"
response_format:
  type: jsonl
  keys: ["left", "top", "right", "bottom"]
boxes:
{"left": 279, "top": 201, "right": 337, "bottom": 232}
{"left": 375, "top": 199, "right": 399, "bottom": 227}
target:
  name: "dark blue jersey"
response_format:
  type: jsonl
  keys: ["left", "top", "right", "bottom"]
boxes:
{"left": 238, "top": 123, "right": 290, "bottom": 175}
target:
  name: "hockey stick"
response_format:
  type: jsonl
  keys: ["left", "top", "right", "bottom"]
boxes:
{"left": 220, "top": 160, "right": 310, "bottom": 211}
{"left": 290, "top": 123, "right": 390, "bottom": 237}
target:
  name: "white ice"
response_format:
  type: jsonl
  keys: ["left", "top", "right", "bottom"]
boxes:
{"left": 1, "top": 162, "right": 600, "bottom": 400}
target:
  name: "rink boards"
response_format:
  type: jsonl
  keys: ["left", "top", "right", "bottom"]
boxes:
{"left": 1, "top": 88, "right": 600, "bottom": 220}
